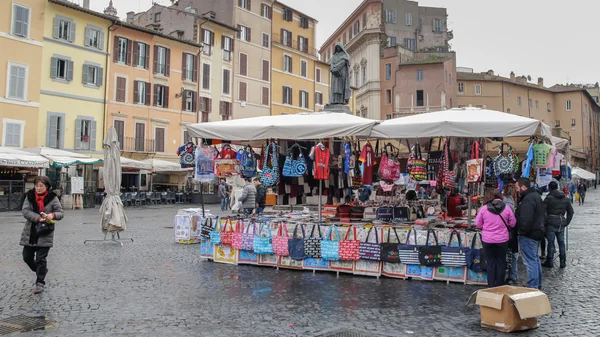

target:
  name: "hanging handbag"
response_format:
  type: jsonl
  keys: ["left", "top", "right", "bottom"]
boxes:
{"left": 261, "top": 142, "right": 279, "bottom": 187}
{"left": 376, "top": 206, "right": 394, "bottom": 221}
{"left": 484, "top": 155, "right": 498, "bottom": 188}
{"left": 253, "top": 223, "right": 274, "bottom": 255}
{"left": 200, "top": 217, "right": 215, "bottom": 239}
{"left": 466, "top": 141, "right": 483, "bottom": 183}
{"left": 409, "top": 143, "right": 427, "bottom": 181}
{"left": 304, "top": 224, "right": 323, "bottom": 258}
{"left": 231, "top": 220, "right": 244, "bottom": 250}
{"left": 494, "top": 144, "right": 515, "bottom": 175}
{"left": 466, "top": 232, "right": 487, "bottom": 272}
{"left": 441, "top": 230, "right": 468, "bottom": 266}
{"left": 379, "top": 145, "right": 400, "bottom": 181}
{"left": 418, "top": 229, "right": 442, "bottom": 267}
{"left": 339, "top": 226, "right": 360, "bottom": 261}
{"left": 210, "top": 219, "right": 222, "bottom": 245}
{"left": 336, "top": 205, "right": 352, "bottom": 218}
{"left": 288, "top": 224, "right": 306, "bottom": 260}
{"left": 359, "top": 226, "right": 381, "bottom": 261}
{"left": 442, "top": 140, "right": 455, "bottom": 190}
{"left": 240, "top": 146, "right": 258, "bottom": 178}
{"left": 282, "top": 145, "right": 307, "bottom": 177}
{"left": 398, "top": 229, "right": 420, "bottom": 265}
{"left": 241, "top": 221, "right": 257, "bottom": 251}
{"left": 321, "top": 225, "right": 341, "bottom": 261}
{"left": 393, "top": 206, "right": 409, "bottom": 222}
{"left": 273, "top": 222, "right": 290, "bottom": 256}
{"left": 381, "top": 227, "right": 401, "bottom": 264}
{"left": 220, "top": 219, "right": 234, "bottom": 247}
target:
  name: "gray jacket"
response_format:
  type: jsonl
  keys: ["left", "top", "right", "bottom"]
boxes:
{"left": 239, "top": 183, "right": 256, "bottom": 209}
{"left": 20, "top": 189, "right": 65, "bottom": 248}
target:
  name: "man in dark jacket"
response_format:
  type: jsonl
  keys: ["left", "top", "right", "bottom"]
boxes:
{"left": 254, "top": 179, "right": 267, "bottom": 215}
{"left": 516, "top": 178, "right": 545, "bottom": 290}
{"left": 542, "top": 181, "right": 574, "bottom": 268}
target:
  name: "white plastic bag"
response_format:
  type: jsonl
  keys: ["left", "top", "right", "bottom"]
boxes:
{"left": 232, "top": 201, "right": 242, "bottom": 211}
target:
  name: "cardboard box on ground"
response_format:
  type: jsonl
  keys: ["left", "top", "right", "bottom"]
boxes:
{"left": 467, "top": 286, "right": 552, "bottom": 332}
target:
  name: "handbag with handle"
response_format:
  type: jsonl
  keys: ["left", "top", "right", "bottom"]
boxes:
{"left": 466, "top": 232, "right": 487, "bottom": 272}
{"left": 304, "top": 224, "right": 323, "bottom": 258}
{"left": 466, "top": 141, "right": 483, "bottom": 183}
{"left": 409, "top": 143, "right": 427, "bottom": 181}
{"left": 379, "top": 145, "right": 400, "bottom": 181}
{"left": 441, "top": 229, "right": 467, "bottom": 266}
{"left": 321, "top": 225, "right": 341, "bottom": 261}
{"left": 494, "top": 144, "right": 515, "bottom": 175}
{"left": 253, "top": 223, "right": 274, "bottom": 255}
{"left": 398, "top": 229, "right": 420, "bottom": 265}
{"left": 288, "top": 224, "right": 306, "bottom": 260}
{"left": 240, "top": 146, "right": 257, "bottom": 178}
{"left": 350, "top": 206, "right": 365, "bottom": 219}
{"left": 261, "top": 142, "right": 279, "bottom": 187}
{"left": 210, "top": 219, "right": 222, "bottom": 245}
{"left": 381, "top": 227, "right": 401, "bottom": 264}
{"left": 282, "top": 145, "right": 307, "bottom": 177}
{"left": 231, "top": 220, "right": 244, "bottom": 250}
{"left": 220, "top": 219, "right": 234, "bottom": 247}
{"left": 418, "top": 229, "right": 442, "bottom": 266}
{"left": 339, "top": 226, "right": 360, "bottom": 261}
{"left": 376, "top": 206, "right": 394, "bottom": 221}
{"left": 442, "top": 140, "right": 455, "bottom": 190}
{"left": 359, "top": 227, "right": 381, "bottom": 261}
{"left": 200, "top": 217, "right": 215, "bottom": 239}
{"left": 241, "top": 221, "right": 257, "bottom": 251}
{"left": 273, "top": 222, "right": 290, "bottom": 256}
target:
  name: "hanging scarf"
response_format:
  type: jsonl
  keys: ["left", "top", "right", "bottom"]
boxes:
{"left": 35, "top": 191, "right": 48, "bottom": 213}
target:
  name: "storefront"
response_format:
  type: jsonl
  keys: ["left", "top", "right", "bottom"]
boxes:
{"left": 0, "top": 147, "right": 49, "bottom": 211}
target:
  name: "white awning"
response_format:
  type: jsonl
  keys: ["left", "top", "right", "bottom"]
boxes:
{"left": 572, "top": 167, "right": 596, "bottom": 180}
{"left": 0, "top": 147, "right": 50, "bottom": 168}
{"left": 120, "top": 157, "right": 152, "bottom": 170}
{"left": 141, "top": 158, "right": 187, "bottom": 173}
{"left": 185, "top": 111, "right": 379, "bottom": 140}
{"left": 371, "top": 108, "right": 552, "bottom": 139}
{"left": 24, "top": 147, "right": 102, "bottom": 167}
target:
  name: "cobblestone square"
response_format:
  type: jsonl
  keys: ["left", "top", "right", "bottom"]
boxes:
{"left": 1, "top": 192, "right": 599, "bottom": 336}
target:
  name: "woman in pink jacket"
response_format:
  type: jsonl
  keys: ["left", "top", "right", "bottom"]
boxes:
{"left": 476, "top": 190, "right": 517, "bottom": 287}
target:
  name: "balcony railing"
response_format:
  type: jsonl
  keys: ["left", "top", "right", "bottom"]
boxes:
{"left": 272, "top": 33, "right": 317, "bottom": 57}
{"left": 123, "top": 137, "right": 156, "bottom": 153}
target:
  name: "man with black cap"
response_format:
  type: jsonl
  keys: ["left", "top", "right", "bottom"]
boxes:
{"left": 542, "top": 181, "right": 574, "bottom": 268}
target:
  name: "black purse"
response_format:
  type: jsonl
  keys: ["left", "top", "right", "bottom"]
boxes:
{"left": 381, "top": 227, "right": 401, "bottom": 264}
{"left": 418, "top": 229, "right": 442, "bottom": 266}
{"left": 35, "top": 222, "right": 55, "bottom": 236}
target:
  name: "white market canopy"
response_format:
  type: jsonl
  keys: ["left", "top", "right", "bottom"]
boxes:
{"left": 0, "top": 147, "right": 50, "bottom": 168}
{"left": 141, "top": 158, "right": 187, "bottom": 173}
{"left": 185, "top": 111, "right": 379, "bottom": 141}
{"left": 371, "top": 107, "right": 552, "bottom": 139}
{"left": 572, "top": 167, "right": 596, "bottom": 180}
{"left": 24, "top": 147, "right": 102, "bottom": 168}
{"left": 121, "top": 157, "right": 152, "bottom": 170}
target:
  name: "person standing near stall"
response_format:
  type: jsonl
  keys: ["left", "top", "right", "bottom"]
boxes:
{"left": 239, "top": 177, "right": 256, "bottom": 216}
{"left": 516, "top": 178, "right": 545, "bottom": 290}
{"left": 20, "top": 176, "right": 64, "bottom": 294}
{"left": 568, "top": 181, "right": 576, "bottom": 204}
{"left": 503, "top": 186, "right": 519, "bottom": 285}
{"left": 219, "top": 180, "right": 228, "bottom": 211}
{"left": 476, "top": 190, "right": 516, "bottom": 287}
{"left": 577, "top": 181, "right": 587, "bottom": 205}
{"left": 542, "top": 181, "right": 573, "bottom": 268}
{"left": 254, "top": 178, "right": 266, "bottom": 215}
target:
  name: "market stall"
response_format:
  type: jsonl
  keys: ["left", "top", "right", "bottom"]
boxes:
{"left": 0, "top": 147, "right": 49, "bottom": 211}
{"left": 572, "top": 167, "right": 595, "bottom": 181}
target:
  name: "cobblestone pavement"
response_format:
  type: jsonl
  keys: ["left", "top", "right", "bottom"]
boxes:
{"left": 1, "top": 192, "right": 599, "bottom": 337}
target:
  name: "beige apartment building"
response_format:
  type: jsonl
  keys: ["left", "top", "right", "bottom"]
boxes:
{"left": 457, "top": 70, "right": 600, "bottom": 171}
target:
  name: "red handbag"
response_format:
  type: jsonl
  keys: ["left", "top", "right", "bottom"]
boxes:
{"left": 272, "top": 222, "right": 290, "bottom": 256}
{"left": 231, "top": 220, "right": 244, "bottom": 250}
{"left": 339, "top": 226, "right": 360, "bottom": 261}
{"left": 220, "top": 219, "right": 234, "bottom": 246}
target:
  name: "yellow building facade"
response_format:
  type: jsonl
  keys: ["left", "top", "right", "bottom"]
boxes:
{"left": 271, "top": 1, "right": 329, "bottom": 115}
{"left": 39, "top": 0, "right": 111, "bottom": 156}
{"left": 0, "top": 0, "right": 45, "bottom": 148}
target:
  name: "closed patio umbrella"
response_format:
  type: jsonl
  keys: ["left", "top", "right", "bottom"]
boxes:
{"left": 99, "top": 127, "right": 128, "bottom": 233}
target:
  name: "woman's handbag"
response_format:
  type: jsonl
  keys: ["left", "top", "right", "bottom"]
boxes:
{"left": 418, "top": 229, "right": 443, "bottom": 266}
{"left": 441, "top": 230, "right": 467, "bottom": 266}
{"left": 241, "top": 221, "right": 257, "bottom": 251}
{"left": 304, "top": 224, "right": 323, "bottom": 258}
{"left": 409, "top": 143, "right": 427, "bottom": 181}
{"left": 381, "top": 227, "right": 401, "bottom": 264}
{"left": 484, "top": 155, "right": 498, "bottom": 188}
{"left": 200, "top": 217, "right": 215, "bottom": 239}
{"left": 210, "top": 219, "right": 222, "bottom": 245}
{"left": 220, "top": 220, "right": 234, "bottom": 247}
{"left": 35, "top": 222, "right": 55, "bottom": 236}
{"left": 282, "top": 146, "right": 307, "bottom": 177}
{"left": 253, "top": 223, "right": 274, "bottom": 255}
{"left": 231, "top": 220, "right": 244, "bottom": 250}
{"left": 321, "top": 225, "right": 341, "bottom": 261}
{"left": 240, "top": 146, "right": 257, "bottom": 178}
{"left": 466, "top": 141, "right": 483, "bottom": 183}
{"left": 339, "top": 226, "right": 360, "bottom": 261}
{"left": 494, "top": 144, "right": 516, "bottom": 175}
{"left": 288, "top": 224, "right": 306, "bottom": 260}
{"left": 376, "top": 206, "right": 394, "bottom": 221}
{"left": 466, "top": 232, "right": 487, "bottom": 272}
{"left": 350, "top": 206, "right": 365, "bottom": 219}
{"left": 379, "top": 145, "right": 400, "bottom": 181}
{"left": 442, "top": 141, "right": 455, "bottom": 190}
{"left": 261, "top": 142, "right": 279, "bottom": 187}
{"left": 359, "top": 227, "right": 381, "bottom": 261}
{"left": 273, "top": 222, "right": 290, "bottom": 256}
{"left": 398, "top": 229, "right": 420, "bottom": 265}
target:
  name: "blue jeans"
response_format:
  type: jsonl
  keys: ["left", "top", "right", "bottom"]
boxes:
{"left": 220, "top": 197, "right": 228, "bottom": 211}
{"left": 256, "top": 207, "right": 265, "bottom": 215}
{"left": 519, "top": 236, "right": 542, "bottom": 289}
{"left": 508, "top": 251, "right": 518, "bottom": 282}
{"left": 546, "top": 227, "right": 566, "bottom": 264}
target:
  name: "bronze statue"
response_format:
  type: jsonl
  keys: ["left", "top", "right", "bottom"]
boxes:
{"left": 329, "top": 42, "right": 351, "bottom": 106}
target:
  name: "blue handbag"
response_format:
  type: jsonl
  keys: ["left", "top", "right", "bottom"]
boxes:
{"left": 261, "top": 142, "right": 279, "bottom": 187}
{"left": 209, "top": 219, "right": 222, "bottom": 245}
{"left": 288, "top": 224, "right": 306, "bottom": 260}
{"left": 321, "top": 225, "right": 341, "bottom": 261}
{"left": 282, "top": 145, "right": 307, "bottom": 177}
{"left": 466, "top": 232, "right": 487, "bottom": 272}
{"left": 253, "top": 223, "right": 274, "bottom": 255}
{"left": 376, "top": 206, "right": 393, "bottom": 221}
{"left": 441, "top": 230, "right": 467, "bottom": 267}
{"left": 240, "top": 146, "right": 257, "bottom": 178}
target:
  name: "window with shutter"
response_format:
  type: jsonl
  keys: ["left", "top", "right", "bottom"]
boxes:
{"left": 262, "top": 87, "right": 269, "bottom": 106}
{"left": 155, "top": 127, "right": 165, "bottom": 152}
{"left": 135, "top": 123, "right": 145, "bottom": 151}
{"left": 262, "top": 60, "right": 269, "bottom": 81}
{"left": 316, "top": 68, "right": 321, "bottom": 83}
{"left": 283, "top": 55, "right": 292, "bottom": 73}
{"left": 3, "top": 122, "right": 22, "bottom": 147}
{"left": 75, "top": 118, "right": 93, "bottom": 150}
{"left": 222, "top": 36, "right": 233, "bottom": 61}
{"left": 239, "top": 82, "right": 247, "bottom": 101}
{"left": 12, "top": 4, "right": 30, "bottom": 38}
{"left": 222, "top": 69, "right": 231, "bottom": 95}
{"left": 239, "top": 53, "right": 248, "bottom": 76}
{"left": 202, "top": 63, "right": 210, "bottom": 90}
{"left": 116, "top": 77, "right": 126, "bottom": 102}
{"left": 156, "top": 46, "right": 167, "bottom": 75}
{"left": 114, "top": 120, "right": 124, "bottom": 147}
{"left": 300, "top": 60, "right": 307, "bottom": 78}
{"left": 283, "top": 86, "right": 292, "bottom": 105}
{"left": 46, "top": 113, "right": 64, "bottom": 149}
{"left": 262, "top": 33, "right": 269, "bottom": 48}
{"left": 8, "top": 63, "right": 27, "bottom": 100}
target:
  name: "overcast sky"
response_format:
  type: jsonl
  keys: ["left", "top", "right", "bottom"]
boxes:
{"left": 88, "top": 0, "right": 596, "bottom": 86}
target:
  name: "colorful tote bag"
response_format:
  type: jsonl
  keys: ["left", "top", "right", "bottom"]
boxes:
{"left": 418, "top": 229, "right": 442, "bottom": 267}
{"left": 253, "top": 223, "right": 274, "bottom": 255}
{"left": 441, "top": 230, "right": 468, "bottom": 267}
{"left": 288, "top": 224, "right": 306, "bottom": 260}
{"left": 381, "top": 227, "right": 401, "bottom": 264}
{"left": 339, "top": 226, "right": 360, "bottom": 261}
{"left": 209, "top": 219, "right": 222, "bottom": 245}
{"left": 261, "top": 142, "right": 279, "bottom": 187}
{"left": 240, "top": 146, "right": 258, "bottom": 178}
{"left": 241, "top": 221, "right": 257, "bottom": 251}
{"left": 282, "top": 145, "right": 307, "bottom": 177}
{"left": 359, "top": 227, "right": 382, "bottom": 261}
{"left": 200, "top": 217, "right": 215, "bottom": 239}
{"left": 409, "top": 143, "right": 427, "bottom": 181}
{"left": 494, "top": 144, "right": 516, "bottom": 175}
{"left": 466, "top": 141, "right": 483, "bottom": 183}
{"left": 379, "top": 145, "right": 400, "bottom": 181}
{"left": 321, "top": 225, "right": 341, "bottom": 261}
{"left": 466, "top": 232, "right": 487, "bottom": 272}
{"left": 398, "top": 229, "right": 420, "bottom": 265}
{"left": 231, "top": 220, "right": 244, "bottom": 250}
{"left": 273, "top": 222, "right": 290, "bottom": 256}
{"left": 304, "top": 224, "right": 323, "bottom": 258}
{"left": 220, "top": 220, "right": 234, "bottom": 247}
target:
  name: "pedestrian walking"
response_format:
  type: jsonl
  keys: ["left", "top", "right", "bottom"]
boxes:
{"left": 568, "top": 181, "right": 576, "bottom": 204}
{"left": 515, "top": 178, "right": 545, "bottom": 290}
{"left": 577, "top": 181, "right": 587, "bottom": 205}
{"left": 503, "top": 186, "right": 519, "bottom": 285}
{"left": 542, "top": 181, "right": 574, "bottom": 269}
{"left": 476, "top": 190, "right": 516, "bottom": 288}
{"left": 20, "top": 176, "right": 64, "bottom": 294}
{"left": 254, "top": 178, "right": 266, "bottom": 215}
{"left": 219, "top": 180, "right": 228, "bottom": 211}
{"left": 239, "top": 177, "right": 257, "bottom": 216}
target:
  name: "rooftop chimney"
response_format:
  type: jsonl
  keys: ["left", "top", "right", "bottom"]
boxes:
{"left": 510, "top": 71, "right": 515, "bottom": 81}
{"left": 126, "top": 11, "right": 135, "bottom": 23}
{"left": 486, "top": 69, "right": 494, "bottom": 76}
{"left": 538, "top": 77, "right": 544, "bottom": 88}
{"left": 204, "top": 11, "right": 216, "bottom": 19}
{"left": 82, "top": 0, "right": 89, "bottom": 9}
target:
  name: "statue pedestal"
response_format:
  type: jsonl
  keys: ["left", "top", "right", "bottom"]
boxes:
{"left": 324, "top": 104, "right": 352, "bottom": 114}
